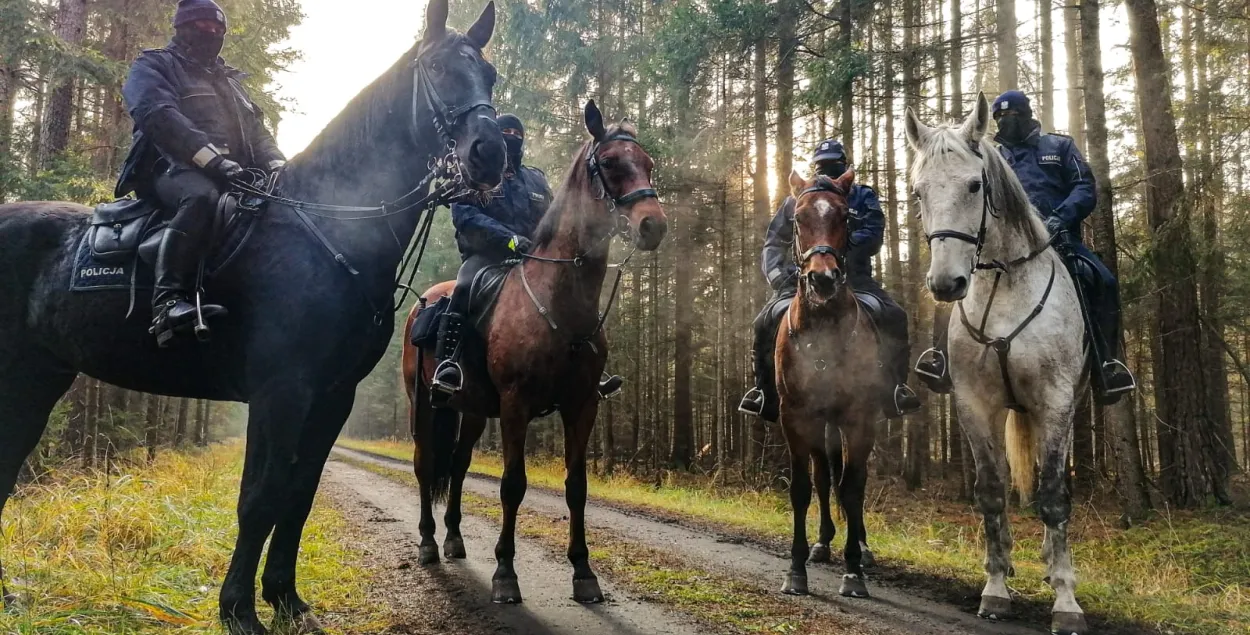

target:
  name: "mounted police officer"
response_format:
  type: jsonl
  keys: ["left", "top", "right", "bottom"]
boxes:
{"left": 739, "top": 140, "right": 922, "bottom": 421}
{"left": 116, "top": 0, "right": 286, "bottom": 347}
{"left": 914, "top": 90, "right": 1135, "bottom": 403}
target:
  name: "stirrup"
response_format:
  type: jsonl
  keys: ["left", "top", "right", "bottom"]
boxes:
{"left": 738, "top": 388, "right": 765, "bottom": 416}
{"left": 893, "top": 384, "right": 921, "bottom": 416}
{"left": 1100, "top": 360, "right": 1136, "bottom": 394}
{"left": 432, "top": 359, "right": 464, "bottom": 393}
{"left": 193, "top": 289, "right": 211, "bottom": 342}
{"left": 914, "top": 347, "right": 947, "bottom": 380}
{"left": 598, "top": 373, "right": 624, "bottom": 400}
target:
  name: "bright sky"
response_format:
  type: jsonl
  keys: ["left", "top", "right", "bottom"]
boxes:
{"left": 274, "top": 0, "right": 426, "bottom": 156}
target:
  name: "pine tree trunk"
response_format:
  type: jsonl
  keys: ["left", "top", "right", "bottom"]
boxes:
{"left": 1063, "top": 3, "right": 1085, "bottom": 147}
{"left": 950, "top": 0, "right": 963, "bottom": 116}
{"left": 839, "top": 0, "right": 854, "bottom": 150}
{"left": 996, "top": 0, "right": 1018, "bottom": 91}
{"left": 1125, "top": 0, "right": 1227, "bottom": 507}
{"left": 0, "top": 62, "right": 14, "bottom": 200}
{"left": 880, "top": 3, "right": 903, "bottom": 476}
{"left": 38, "top": 0, "right": 89, "bottom": 169}
{"left": 774, "top": 0, "right": 798, "bottom": 211}
{"left": 1038, "top": 0, "right": 1054, "bottom": 131}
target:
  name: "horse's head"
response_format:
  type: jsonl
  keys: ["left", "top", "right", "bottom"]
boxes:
{"left": 787, "top": 169, "right": 856, "bottom": 305}
{"left": 905, "top": 92, "right": 994, "bottom": 302}
{"left": 583, "top": 101, "right": 667, "bottom": 251}
{"left": 415, "top": 0, "right": 505, "bottom": 190}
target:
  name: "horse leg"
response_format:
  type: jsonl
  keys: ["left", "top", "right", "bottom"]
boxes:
{"left": 1036, "top": 406, "right": 1086, "bottom": 635}
{"left": 443, "top": 414, "right": 486, "bottom": 560}
{"left": 560, "top": 397, "right": 605, "bottom": 603}
{"left": 0, "top": 364, "right": 75, "bottom": 609}
{"left": 959, "top": 402, "right": 1014, "bottom": 620}
{"left": 491, "top": 399, "right": 530, "bottom": 604}
{"left": 411, "top": 381, "right": 441, "bottom": 566}
{"left": 835, "top": 420, "right": 873, "bottom": 598}
{"left": 807, "top": 447, "right": 836, "bottom": 565}
{"left": 260, "top": 387, "right": 355, "bottom": 635}
{"left": 220, "top": 381, "right": 314, "bottom": 635}
{"left": 780, "top": 423, "right": 812, "bottom": 595}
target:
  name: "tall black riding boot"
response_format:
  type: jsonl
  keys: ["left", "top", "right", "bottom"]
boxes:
{"left": 881, "top": 327, "right": 921, "bottom": 418}
{"left": 433, "top": 311, "right": 466, "bottom": 394}
{"left": 1093, "top": 298, "right": 1135, "bottom": 405}
{"left": 150, "top": 228, "right": 226, "bottom": 348}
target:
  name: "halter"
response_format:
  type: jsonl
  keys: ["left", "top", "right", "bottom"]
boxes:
{"left": 586, "top": 132, "right": 659, "bottom": 211}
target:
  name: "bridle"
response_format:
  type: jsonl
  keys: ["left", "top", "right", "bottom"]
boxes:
{"left": 411, "top": 53, "right": 496, "bottom": 154}
{"left": 792, "top": 179, "right": 850, "bottom": 284}
{"left": 586, "top": 132, "right": 660, "bottom": 213}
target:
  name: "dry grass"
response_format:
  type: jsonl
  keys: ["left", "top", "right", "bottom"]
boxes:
{"left": 0, "top": 444, "right": 386, "bottom": 634}
{"left": 339, "top": 437, "right": 1250, "bottom": 635}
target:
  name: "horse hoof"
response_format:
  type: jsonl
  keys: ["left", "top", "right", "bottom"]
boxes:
{"left": 492, "top": 577, "right": 524, "bottom": 604}
{"left": 860, "top": 545, "right": 876, "bottom": 569}
{"left": 808, "top": 543, "right": 832, "bottom": 564}
{"left": 2, "top": 591, "right": 24, "bottom": 613}
{"left": 274, "top": 610, "right": 326, "bottom": 635}
{"left": 977, "top": 595, "right": 1012, "bottom": 620}
{"left": 222, "top": 612, "right": 269, "bottom": 635}
{"left": 1051, "top": 611, "right": 1088, "bottom": 635}
{"left": 418, "top": 543, "right": 440, "bottom": 566}
{"left": 443, "top": 536, "right": 467, "bottom": 559}
{"left": 573, "top": 577, "right": 605, "bottom": 604}
{"left": 780, "top": 574, "right": 808, "bottom": 595}
{"left": 839, "top": 574, "right": 870, "bottom": 598}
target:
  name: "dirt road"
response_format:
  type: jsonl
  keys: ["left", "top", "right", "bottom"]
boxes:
{"left": 327, "top": 446, "right": 1063, "bottom": 635}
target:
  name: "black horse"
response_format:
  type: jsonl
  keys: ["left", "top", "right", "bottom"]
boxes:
{"left": 0, "top": 1, "right": 503, "bottom": 633}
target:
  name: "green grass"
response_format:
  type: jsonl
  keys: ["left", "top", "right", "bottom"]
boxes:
{"left": 339, "top": 437, "right": 1250, "bottom": 635}
{"left": 1, "top": 444, "right": 386, "bottom": 634}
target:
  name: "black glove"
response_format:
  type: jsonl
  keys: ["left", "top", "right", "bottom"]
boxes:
{"left": 508, "top": 235, "right": 534, "bottom": 254}
{"left": 207, "top": 155, "right": 244, "bottom": 180}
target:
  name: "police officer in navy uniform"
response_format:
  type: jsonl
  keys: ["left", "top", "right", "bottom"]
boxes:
{"left": 739, "top": 140, "right": 922, "bottom": 421}
{"left": 431, "top": 115, "right": 626, "bottom": 399}
{"left": 914, "top": 90, "right": 1135, "bottom": 403}
{"left": 117, "top": 0, "right": 286, "bottom": 346}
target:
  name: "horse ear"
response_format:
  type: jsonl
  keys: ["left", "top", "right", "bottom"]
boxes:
{"left": 423, "top": 0, "right": 449, "bottom": 43}
{"left": 585, "top": 100, "right": 606, "bottom": 142}
{"left": 904, "top": 107, "right": 931, "bottom": 150}
{"left": 788, "top": 169, "right": 807, "bottom": 197}
{"left": 466, "top": 1, "right": 495, "bottom": 49}
{"left": 962, "top": 92, "right": 991, "bottom": 141}
{"left": 836, "top": 168, "right": 855, "bottom": 192}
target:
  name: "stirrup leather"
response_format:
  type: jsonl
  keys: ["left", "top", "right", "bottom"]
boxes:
{"left": 1100, "top": 360, "right": 1136, "bottom": 394}
{"left": 914, "top": 347, "right": 947, "bottom": 380}
{"left": 432, "top": 359, "right": 464, "bottom": 392}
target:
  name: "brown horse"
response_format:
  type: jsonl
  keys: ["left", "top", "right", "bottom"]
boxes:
{"left": 775, "top": 169, "right": 882, "bottom": 600}
{"left": 402, "top": 100, "right": 667, "bottom": 604}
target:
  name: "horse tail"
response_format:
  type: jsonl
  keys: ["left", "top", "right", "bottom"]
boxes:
{"left": 1004, "top": 410, "right": 1037, "bottom": 506}
{"left": 430, "top": 405, "right": 459, "bottom": 504}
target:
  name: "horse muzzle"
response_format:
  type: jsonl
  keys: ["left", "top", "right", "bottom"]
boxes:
{"left": 927, "top": 273, "right": 969, "bottom": 302}
{"left": 634, "top": 214, "right": 667, "bottom": 251}
{"left": 805, "top": 270, "right": 844, "bottom": 303}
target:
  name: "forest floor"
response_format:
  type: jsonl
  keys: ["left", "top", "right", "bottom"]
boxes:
{"left": 337, "top": 437, "right": 1250, "bottom": 635}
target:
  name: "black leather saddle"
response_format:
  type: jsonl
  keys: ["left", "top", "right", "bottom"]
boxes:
{"left": 86, "top": 191, "right": 261, "bottom": 268}
{"left": 410, "top": 262, "right": 515, "bottom": 349}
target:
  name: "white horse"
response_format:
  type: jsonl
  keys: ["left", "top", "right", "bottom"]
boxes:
{"left": 905, "top": 93, "right": 1088, "bottom": 635}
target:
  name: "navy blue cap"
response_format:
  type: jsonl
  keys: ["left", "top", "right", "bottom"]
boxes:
{"left": 992, "top": 90, "right": 1032, "bottom": 119}
{"left": 173, "top": 0, "right": 227, "bottom": 28}
{"left": 812, "top": 139, "right": 846, "bottom": 164}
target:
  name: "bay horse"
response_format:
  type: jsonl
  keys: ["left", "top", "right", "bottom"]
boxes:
{"left": 0, "top": 2, "right": 504, "bottom": 633}
{"left": 905, "top": 93, "right": 1088, "bottom": 635}
{"left": 402, "top": 101, "right": 667, "bottom": 604}
{"left": 774, "top": 169, "right": 882, "bottom": 600}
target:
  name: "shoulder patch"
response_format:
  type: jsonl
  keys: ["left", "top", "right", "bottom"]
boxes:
{"left": 529, "top": 192, "right": 546, "bottom": 202}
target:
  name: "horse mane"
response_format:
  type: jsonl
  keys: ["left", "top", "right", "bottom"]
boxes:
{"left": 533, "top": 122, "right": 638, "bottom": 249}
{"left": 911, "top": 125, "right": 1048, "bottom": 252}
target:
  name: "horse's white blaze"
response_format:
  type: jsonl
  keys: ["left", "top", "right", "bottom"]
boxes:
{"left": 814, "top": 198, "right": 832, "bottom": 219}
{"left": 908, "top": 94, "right": 1087, "bottom": 623}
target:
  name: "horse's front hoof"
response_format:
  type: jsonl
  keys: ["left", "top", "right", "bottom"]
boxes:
{"left": 839, "top": 573, "right": 870, "bottom": 598}
{"left": 808, "top": 543, "right": 832, "bottom": 563}
{"left": 859, "top": 544, "right": 876, "bottom": 569}
{"left": 2, "top": 591, "right": 24, "bottom": 613}
{"left": 222, "top": 611, "right": 269, "bottom": 635}
{"left": 492, "top": 577, "right": 524, "bottom": 604}
{"left": 780, "top": 574, "right": 808, "bottom": 595}
{"left": 1051, "top": 611, "right": 1087, "bottom": 635}
{"left": 418, "top": 543, "right": 440, "bottom": 566}
{"left": 977, "top": 595, "right": 1012, "bottom": 620}
{"left": 443, "top": 536, "right": 467, "bottom": 559}
{"left": 573, "top": 577, "right": 605, "bottom": 603}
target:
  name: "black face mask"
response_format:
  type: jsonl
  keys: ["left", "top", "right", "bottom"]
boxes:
{"left": 174, "top": 26, "right": 224, "bottom": 65}
{"left": 816, "top": 161, "right": 847, "bottom": 178}
{"left": 996, "top": 114, "right": 1029, "bottom": 144}
{"left": 504, "top": 135, "right": 524, "bottom": 168}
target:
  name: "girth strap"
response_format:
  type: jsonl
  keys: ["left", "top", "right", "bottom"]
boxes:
{"left": 957, "top": 260, "right": 1057, "bottom": 412}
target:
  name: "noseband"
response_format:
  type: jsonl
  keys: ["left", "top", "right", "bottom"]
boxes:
{"left": 586, "top": 132, "right": 659, "bottom": 213}
{"left": 793, "top": 180, "right": 850, "bottom": 271}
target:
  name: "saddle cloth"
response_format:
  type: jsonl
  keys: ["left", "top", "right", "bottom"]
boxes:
{"left": 71, "top": 193, "right": 261, "bottom": 292}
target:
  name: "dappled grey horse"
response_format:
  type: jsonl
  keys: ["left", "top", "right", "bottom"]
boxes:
{"left": 905, "top": 93, "right": 1089, "bottom": 635}
{"left": 0, "top": 1, "right": 503, "bottom": 633}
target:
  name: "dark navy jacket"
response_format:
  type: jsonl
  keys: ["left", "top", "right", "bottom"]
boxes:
{"left": 762, "top": 183, "right": 885, "bottom": 291}
{"left": 451, "top": 166, "right": 552, "bottom": 260}
{"left": 116, "top": 42, "right": 285, "bottom": 197}
{"left": 995, "top": 121, "right": 1096, "bottom": 241}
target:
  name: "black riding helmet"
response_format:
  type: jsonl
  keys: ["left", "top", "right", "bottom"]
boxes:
{"left": 497, "top": 113, "right": 525, "bottom": 167}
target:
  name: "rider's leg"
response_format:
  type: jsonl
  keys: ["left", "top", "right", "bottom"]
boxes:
{"left": 433, "top": 254, "right": 492, "bottom": 394}
{"left": 739, "top": 288, "right": 793, "bottom": 421}
{"left": 150, "top": 167, "right": 226, "bottom": 347}
{"left": 915, "top": 304, "right": 953, "bottom": 393}
{"left": 1071, "top": 245, "right": 1135, "bottom": 403}
{"left": 852, "top": 278, "right": 921, "bottom": 417}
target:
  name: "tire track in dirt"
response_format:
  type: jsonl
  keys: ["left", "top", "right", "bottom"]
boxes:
{"left": 332, "top": 446, "right": 1049, "bottom": 635}
{"left": 323, "top": 459, "right": 704, "bottom": 635}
